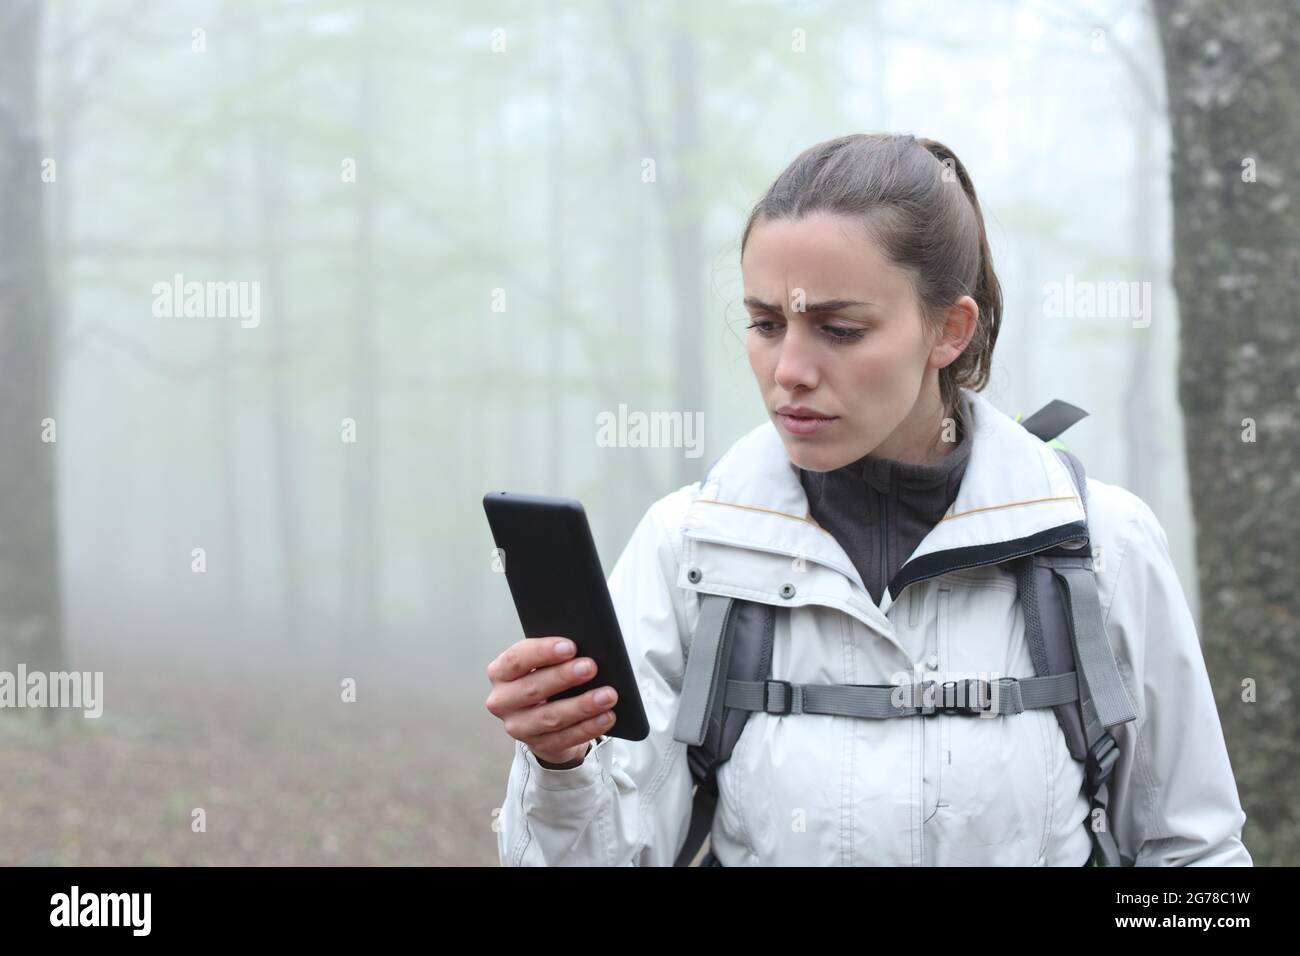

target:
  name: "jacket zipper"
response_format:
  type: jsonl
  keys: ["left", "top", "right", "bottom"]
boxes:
{"left": 878, "top": 490, "right": 887, "bottom": 606}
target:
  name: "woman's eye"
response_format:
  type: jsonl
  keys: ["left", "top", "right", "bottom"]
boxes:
{"left": 823, "top": 325, "right": 866, "bottom": 343}
{"left": 745, "top": 319, "right": 866, "bottom": 344}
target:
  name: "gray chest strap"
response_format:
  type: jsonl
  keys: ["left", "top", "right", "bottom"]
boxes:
{"left": 673, "top": 584, "right": 1131, "bottom": 738}
{"left": 721, "top": 670, "right": 1081, "bottom": 719}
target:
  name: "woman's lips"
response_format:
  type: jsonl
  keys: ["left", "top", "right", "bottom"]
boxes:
{"left": 777, "top": 412, "right": 838, "bottom": 436}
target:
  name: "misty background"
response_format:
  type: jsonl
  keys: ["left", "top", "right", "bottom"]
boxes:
{"left": 2, "top": 0, "right": 1295, "bottom": 865}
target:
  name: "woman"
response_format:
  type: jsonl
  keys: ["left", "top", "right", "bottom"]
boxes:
{"left": 485, "top": 134, "right": 1251, "bottom": 866}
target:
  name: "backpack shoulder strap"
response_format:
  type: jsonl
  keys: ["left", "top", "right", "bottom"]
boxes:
{"left": 672, "top": 594, "right": 775, "bottom": 866}
{"left": 674, "top": 458, "right": 772, "bottom": 757}
{"left": 1013, "top": 418, "right": 1140, "bottom": 865}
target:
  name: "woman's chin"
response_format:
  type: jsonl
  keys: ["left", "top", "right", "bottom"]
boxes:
{"left": 784, "top": 442, "right": 846, "bottom": 473}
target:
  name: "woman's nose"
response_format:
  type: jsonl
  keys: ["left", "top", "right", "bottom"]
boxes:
{"left": 773, "top": 325, "right": 820, "bottom": 392}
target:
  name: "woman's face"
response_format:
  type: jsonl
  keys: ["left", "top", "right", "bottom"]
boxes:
{"left": 742, "top": 211, "right": 975, "bottom": 472}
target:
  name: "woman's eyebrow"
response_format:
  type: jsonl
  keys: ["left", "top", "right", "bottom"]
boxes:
{"left": 743, "top": 296, "right": 876, "bottom": 314}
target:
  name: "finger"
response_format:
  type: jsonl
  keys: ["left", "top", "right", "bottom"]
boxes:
{"left": 487, "top": 655, "right": 598, "bottom": 719}
{"left": 526, "top": 704, "right": 618, "bottom": 755}
{"left": 513, "top": 655, "right": 601, "bottom": 709}
{"left": 487, "top": 636, "right": 576, "bottom": 684}
{"left": 507, "top": 685, "right": 619, "bottom": 745}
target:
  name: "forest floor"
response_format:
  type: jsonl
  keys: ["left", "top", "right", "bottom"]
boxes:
{"left": 0, "top": 645, "right": 512, "bottom": 866}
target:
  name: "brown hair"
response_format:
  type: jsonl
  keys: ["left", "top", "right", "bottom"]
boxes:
{"left": 739, "top": 133, "right": 1002, "bottom": 434}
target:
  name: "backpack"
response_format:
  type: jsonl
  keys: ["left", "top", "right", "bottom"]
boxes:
{"left": 670, "top": 399, "right": 1139, "bottom": 867}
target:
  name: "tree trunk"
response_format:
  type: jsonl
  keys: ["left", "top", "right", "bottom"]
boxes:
{"left": 667, "top": 6, "right": 704, "bottom": 492}
{"left": 1154, "top": 0, "right": 1300, "bottom": 864}
{"left": 341, "top": 7, "right": 379, "bottom": 647}
{"left": 546, "top": 11, "right": 567, "bottom": 495}
{"left": 0, "top": 0, "right": 66, "bottom": 692}
{"left": 250, "top": 20, "right": 303, "bottom": 646}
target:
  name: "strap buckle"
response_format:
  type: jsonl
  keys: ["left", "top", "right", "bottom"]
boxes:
{"left": 918, "top": 679, "right": 994, "bottom": 716}
{"left": 1085, "top": 731, "right": 1120, "bottom": 792}
{"left": 763, "top": 679, "right": 795, "bottom": 716}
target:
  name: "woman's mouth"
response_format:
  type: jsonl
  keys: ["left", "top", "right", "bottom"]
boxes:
{"left": 776, "top": 412, "right": 838, "bottom": 436}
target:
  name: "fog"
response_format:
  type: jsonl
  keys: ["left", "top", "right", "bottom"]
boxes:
{"left": 3, "top": 0, "right": 1218, "bottom": 864}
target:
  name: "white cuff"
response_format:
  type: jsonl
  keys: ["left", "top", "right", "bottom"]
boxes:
{"left": 521, "top": 737, "right": 607, "bottom": 791}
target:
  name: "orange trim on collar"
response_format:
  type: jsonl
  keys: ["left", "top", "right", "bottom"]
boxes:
{"left": 939, "top": 495, "right": 1080, "bottom": 522}
{"left": 693, "top": 493, "right": 1081, "bottom": 531}
{"left": 693, "top": 498, "right": 827, "bottom": 531}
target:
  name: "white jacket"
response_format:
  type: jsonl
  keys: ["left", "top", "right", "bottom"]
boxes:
{"left": 495, "top": 387, "right": 1252, "bottom": 866}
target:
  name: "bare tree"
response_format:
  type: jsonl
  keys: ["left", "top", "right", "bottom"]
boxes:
{"left": 0, "top": 0, "right": 66, "bottom": 692}
{"left": 608, "top": 0, "right": 707, "bottom": 493}
{"left": 1154, "top": 0, "right": 1300, "bottom": 864}
{"left": 341, "top": 6, "right": 380, "bottom": 646}
{"left": 247, "top": 13, "right": 305, "bottom": 646}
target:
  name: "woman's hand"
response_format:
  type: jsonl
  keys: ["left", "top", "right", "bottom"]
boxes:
{"left": 485, "top": 636, "right": 619, "bottom": 766}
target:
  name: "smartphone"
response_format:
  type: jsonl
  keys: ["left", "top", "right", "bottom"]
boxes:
{"left": 482, "top": 491, "right": 650, "bottom": 742}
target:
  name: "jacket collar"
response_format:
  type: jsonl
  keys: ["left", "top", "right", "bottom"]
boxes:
{"left": 680, "top": 387, "right": 1087, "bottom": 615}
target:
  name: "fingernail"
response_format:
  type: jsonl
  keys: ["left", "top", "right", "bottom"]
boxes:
{"left": 600, "top": 711, "right": 615, "bottom": 724}
{"left": 595, "top": 688, "right": 615, "bottom": 705}
{"left": 554, "top": 640, "right": 574, "bottom": 656}
{"left": 574, "top": 659, "right": 595, "bottom": 677}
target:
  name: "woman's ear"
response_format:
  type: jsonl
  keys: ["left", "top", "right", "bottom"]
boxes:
{"left": 928, "top": 295, "right": 979, "bottom": 369}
